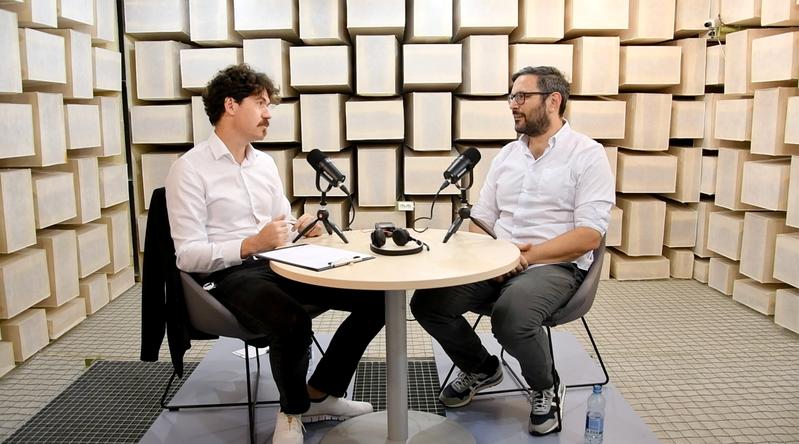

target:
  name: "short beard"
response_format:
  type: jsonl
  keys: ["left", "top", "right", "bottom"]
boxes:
{"left": 515, "top": 107, "right": 550, "bottom": 137}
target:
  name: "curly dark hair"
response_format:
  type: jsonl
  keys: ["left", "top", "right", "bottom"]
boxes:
{"left": 511, "top": 66, "right": 570, "bottom": 116}
{"left": 202, "top": 63, "right": 280, "bottom": 125}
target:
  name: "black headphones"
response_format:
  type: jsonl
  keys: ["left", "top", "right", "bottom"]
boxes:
{"left": 370, "top": 222, "right": 430, "bottom": 256}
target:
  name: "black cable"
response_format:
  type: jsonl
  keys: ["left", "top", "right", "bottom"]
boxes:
{"left": 411, "top": 182, "right": 447, "bottom": 233}
{"left": 345, "top": 192, "right": 355, "bottom": 230}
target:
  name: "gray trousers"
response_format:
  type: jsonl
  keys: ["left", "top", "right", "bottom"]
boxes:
{"left": 410, "top": 263, "right": 586, "bottom": 390}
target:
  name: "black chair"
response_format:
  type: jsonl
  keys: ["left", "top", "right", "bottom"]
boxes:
{"left": 439, "top": 238, "right": 609, "bottom": 433}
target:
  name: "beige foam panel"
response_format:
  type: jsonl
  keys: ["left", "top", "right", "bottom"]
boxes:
{"left": 406, "top": 92, "right": 452, "bottom": 151}
{"left": 64, "top": 103, "right": 100, "bottom": 150}
{"left": 733, "top": 279, "right": 789, "bottom": 315}
{"left": 567, "top": 36, "right": 620, "bottom": 95}
{"left": 300, "top": 94, "right": 347, "bottom": 152}
{"left": 260, "top": 147, "right": 300, "bottom": 198}
{"left": 788, "top": 156, "right": 799, "bottom": 228}
{"left": 615, "top": 150, "right": 677, "bottom": 193}
{"left": 51, "top": 157, "right": 101, "bottom": 224}
{"left": 19, "top": 28, "right": 66, "bottom": 86}
{"left": 56, "top": 0, "right": 93, "bottom": 27}
{"left": 349, "top": 206, "right": 406, "bottom": 230}
{"left": 616, "top": 195, "right": 666, "bottom": 256}
{"left": 108, "top": 266, "right": 135, "bottom": 300}
{"left": 98, "top": 163, "right": 128, "bottom": 209}
{"left": 691, "top": 199, "right": 722, "bottom": 257}
{"left": 0, "top": 103, "right": 35, "bottom": 159}
{"left": 44, "top": 298, "right": 85, "bottom": 340}
{"left": 90, "top": 0, "right": 118, "bottom": 44}
{"left": 0, "top": 249, "right": 49, "bottom": 319}
{"left": 661, "top": 146, "right": 702, "bottom": 203}
{"left": 774, "top": 232, "right": 799, "bottom": 287}
{"left": 707, "top": 211, "right": 746, "bottom": 260}
{"left": 179, "top": 47, "right": 242, "bottom": 91}
{"left": 694, "top": 94, "right": 747, "bottom": 150}
{"left": 705, "top": 44, "right": 724, "bottom": 86}
{"left": 509, "top": 0, "right": 564, "bottom": 43}
{"left": 92, "top": 47, "right": 121, "bottom": 93}
{"left": 123, "top": 0, "right": 189, "bottom": 40}
{"left": 0, "top": 9, "right": 22, "bottom": 94}
{"left": 2, "top": 0, "right": 57, "bottom": 28}
{"left": 403, "top": 149, "right": 460, "bottom": 196}
{"left": 708, "top": 256, "right": 744, "bottom": 295}
{"left": 700, "top": 154, "right": 718, "bottom": 195}
{"left": 670, "top": 100, "right": 704, "bottom": 139}
{"left": 34, "top": 229, "right": 79, "bottom": 308}
{"left": 609, "top": 249, "right": 670, "bottom": 280}
{"left": 410, "top": 197, "right": 454, "bottom": 230}
{"left": 664, "top": 38, "right": 707, "bottom": 96}
{"left": 190, "top": 96, "right": 212, "bottom": 142}
{"left": 346, "top": 0, "right": 405, "bottom": 38}
{"left": 242, "top": 39, "right": 295, "bottom": 98}
{"left": 453, "top": 0, "right": 518, "bottom": 41}
{"left": 619, "top": 0, "right": 675, "bottom": 43}
{"left": 721, "top": 0, "right": 763, "bottom": 26}
{"left": 714, "top": 98, "right": 753, "bottom": 141}
{"left": 345, "top": 99, "right": 404, "bottom": 141}
{"left": 609, "top": 93, "right": 671, "bottom": 151}
{"left": 741, "top": 159, "right": 791, "bottom": 210}
{"left": 663, "top": 203, "right": 697, "bottom": 248}
{"left": 357, "top": 145, "right": 399, "bottom": 207}
{"left": 77, "top": 95, "right": 123, "bottom": 158}
{"left": 298, "top": 0, "right": 347, "bottom": 45}
{"left": 36, "top": 29, "right": 92, "bottom": 99}
{"left": 600, "top": 250, "right": 611, "bottom": 280}
{"left": 715, "top": 148, "right": 769, "bottom": 211}
{"left": 676, "top": 0, "right": 719, "bottom": 37}
{"left": 619, "top": 46, "right": 681, "bottom": 91}
{"left": 605, "top": 146, "right": 618, "bottom": 178}
{"left": 725, "top": 28, "right": 786, "bottom": 94}
{"left": 140, "top": 152, "right": 181, "bottom": 210}
{"left": 606, "top": 205, "right": 622, "bottom": 247}
{"left": 137, "top": 212, "right": 147, "bottom": 253}
{"left": 464, "top": 145, "right": 502, "bottom": 203}
{"left": 740, "top": 212, "right": 796, "bottom": 284}
{"left": 354, "top": 35, "right": 398, "bottom": 96}
{"left": 454, "top": 98, "right": 516, "bottom": 141}
{"left": 751, "top": 87, "right": 799, "bottom": 156}
{"left": 189, "top": 0, "right": 240, "bottom": 46}
{"left": 563, "top": 99, "right": 625, "bottom": 140}
{"left": 663, "top": 247, "right": 694, "bottom": 279}
{"left": 0, "top": 309, "right": 48, "bottom": 362}
{"left": 74, "top": 223, "right": 110, "bottom": 278}
{"left": 303, "top": 198, "right": 348, "bottom": 230}
{"left": 406, "top": 0, "right": 453, "bottom": 43}
{"left": 0, "top": 341, "right": 13, "bottom": 378}
{"left": 31, "top": 172, "right": 76, "bottom": 229}
{"left": 233, "top": 0, "right": 298, "bottom": 40}
{"left": 403, "top": 44, "right": 462, "bottom": 91}
{"left": 0, "top": 169, "right": 37, "bottom": 254}
{"left": 458, "top": 35, "right": 509, "bottom": 96}
{"left": 761, "top": 0, "right": 799, "bottom": 26}
{"left": 787, "top": 97, "right": 799, "bottom": 144}
{"left": 290, "top": 46, "right": 351, "bottom": 93}
{"left": 134, "top": 40, "right": 193, "bottom": 101}
{"left": 564, "top": 0, "right": 629, "bottom": 38}
{"left": 693, "top": 257, "right": 710, "bottom": 283}
{"left": 775, "top": 288, "right": 799, "bottom": 334}
{"left": 752, "top": 31, "right": 799, "bottom": 85}
{"left": 292, "top": 151, "right": 353, "bottom": 197}
{"left": 131, "top": 104, "right": 193, "bottom": 145}
{"left": 98, "top": 205, "right": 131, "bottom": 274}
{"left": 79, "top": 273, "right": 109, "bottom": 315}
{"left": 509, "top": 44, "right": 573, "bottom": 83}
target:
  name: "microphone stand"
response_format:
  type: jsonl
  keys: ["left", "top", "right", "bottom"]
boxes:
{"left": 442, "top": 170, "right": 497, "bottom": 243}
{"left": 293, "top": 171, "right": 349, "bottom": 243}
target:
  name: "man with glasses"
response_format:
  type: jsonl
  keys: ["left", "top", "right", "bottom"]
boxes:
{"left": 411, "top": 66, "right": 615, "bottom": 436}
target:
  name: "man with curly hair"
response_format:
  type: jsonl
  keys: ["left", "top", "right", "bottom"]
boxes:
{"left": 165, "top": 63, "right": 384, "bottom": 444}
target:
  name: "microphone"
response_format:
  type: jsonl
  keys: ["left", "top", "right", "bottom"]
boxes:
{"left": 307, "top": 149, "right": 351, "bottom": 195}
{"left": 440, "top": 147, "right": 481, "bottom": 190}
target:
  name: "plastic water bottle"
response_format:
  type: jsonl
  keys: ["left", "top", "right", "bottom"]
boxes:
{"left": 585, "top": 385, "right": 606, "bottom": 444}
{"left": 307, "top": 344, "right": 315, "bottom": 376}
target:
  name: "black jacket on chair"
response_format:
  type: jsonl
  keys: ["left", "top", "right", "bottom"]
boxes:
{"left": 140, "top": 187, "right": 215, "bottom": 378}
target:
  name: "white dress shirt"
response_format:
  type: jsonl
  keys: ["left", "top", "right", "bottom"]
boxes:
{"left": 470, "top": 121, "right": 615, "bottom": 271}
{"left": 165, "top": 132, "right": 292, "bottom": 273}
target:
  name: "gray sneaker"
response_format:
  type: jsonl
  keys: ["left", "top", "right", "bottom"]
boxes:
{"left": 439, "top": 356, "right": 503, "bottom": 408}
{"left": 528, "top": 381, "right": 566, "bottom": 436}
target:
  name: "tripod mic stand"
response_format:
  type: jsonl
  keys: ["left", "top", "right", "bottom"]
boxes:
{"left": 293, "top": 171, "right": 349, "bottom": 243}
{"left": 443, "top": 170, "right": 497, "bottom": 243}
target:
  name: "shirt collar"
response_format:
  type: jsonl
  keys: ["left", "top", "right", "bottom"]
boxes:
{"left": 518, "top": 119, "right": 571, "bottom": 158}
{"left": 208, "top": 131, "right": 256, "bottom": 164}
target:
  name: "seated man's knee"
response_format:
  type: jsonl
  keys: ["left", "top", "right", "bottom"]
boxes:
{"left": 409, "top": 289, "right": 437, "bottom": 320}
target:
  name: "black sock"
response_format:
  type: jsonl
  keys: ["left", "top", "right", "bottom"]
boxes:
{"left": 310, "top": 394, "right": 329, "bottom": 403}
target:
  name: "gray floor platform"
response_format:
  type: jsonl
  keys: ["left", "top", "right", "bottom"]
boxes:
{"left": 433, "top": 331, "right": 660, "bottom": 443}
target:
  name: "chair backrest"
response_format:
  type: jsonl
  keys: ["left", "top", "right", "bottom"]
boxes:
{"left": 545, "top": 238, "right": 606, "bottom": 327}
{"left": 179, "top": 271, "right": 264, "bottom": 340}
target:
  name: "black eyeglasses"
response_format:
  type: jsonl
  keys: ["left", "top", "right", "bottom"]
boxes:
{"left": 508, "top": 91, "right": 552, "bottom": 105}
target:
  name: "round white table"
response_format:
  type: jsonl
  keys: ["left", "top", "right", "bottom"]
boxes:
{"left": 270, "top": 229, "right": 519, "bottom": 443}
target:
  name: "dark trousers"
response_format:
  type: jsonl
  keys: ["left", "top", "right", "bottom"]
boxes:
{"left": 203, "top": 259, "right": 385, "bottom": 414}
{"left": 410, "top": 263, "right": 585, "bottom": 390}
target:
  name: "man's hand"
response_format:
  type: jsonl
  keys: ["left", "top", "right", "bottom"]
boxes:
{"left": 295, "top": 213, "right": 322, "bottom": 238}
{"left": 493, "top": 242, "right": 532, "bottom": 283}
{"left": 240, "top": 215, "right": 291, "bottom": 258}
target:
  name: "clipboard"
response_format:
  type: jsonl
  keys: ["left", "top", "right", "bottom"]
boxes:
{"left": 257, "top": 244, "right": 375, "bottom": 272}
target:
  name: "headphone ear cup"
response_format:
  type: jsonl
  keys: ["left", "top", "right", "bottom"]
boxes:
{"left": 392, "top": 228, "right": 411, "bottom": 246}
{"left": 371, "top": 229, "right": 386, "bottom": 247}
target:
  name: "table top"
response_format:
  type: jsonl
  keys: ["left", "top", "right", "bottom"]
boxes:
{"left": 268, "top": 229, "right": 520, "bottom": 291}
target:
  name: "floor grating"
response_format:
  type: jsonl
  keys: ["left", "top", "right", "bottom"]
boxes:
{"left": 352, "top": 360, "right": 445, "bottom": 417}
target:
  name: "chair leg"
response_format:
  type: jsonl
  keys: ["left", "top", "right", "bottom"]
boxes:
{"left": 244, "top": 342, "right": 257, "bottom": 444}
{"left": 565, "top": 316, "right": 610, "bottom": 389}
{"left": 547, "top": 326, "right": 563, "bottom": 433}
{"left": 438, "top": 314, "right": 484, "bottom": 396}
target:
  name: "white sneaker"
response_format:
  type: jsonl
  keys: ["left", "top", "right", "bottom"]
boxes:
{"left": 302, "top": 396, "right": 374, "bottom": 423}
{"left": 272, "top": 411, "right": 304, "bottom": 444}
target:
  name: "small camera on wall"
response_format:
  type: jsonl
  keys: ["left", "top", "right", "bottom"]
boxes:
{"left": 703, "top": 18, "right": 716, "bottom": 29}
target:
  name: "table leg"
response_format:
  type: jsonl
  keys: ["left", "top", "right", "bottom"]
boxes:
{"left": 385, "top": 289, "right": 408, "bottom": 442}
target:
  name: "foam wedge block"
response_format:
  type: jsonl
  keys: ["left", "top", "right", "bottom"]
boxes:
{"left": 708, "top": 256, "right": 744, "bottom": 295}
{"left": 775, "top": 288, "right": 799, "bottom": 334}
{"left": 34, "top": 229, "right": 79, "bottom": 308}
{"left": 0, "top": 309, "right": 48, "bottom": 362}
{"left": 0, "top": 249, "right": 50, "bottom": 319}
{"left": 707, "top": 211, "right": 746, "bottom": 260}
{"left": 609, "top": 249, "right": 670, "bottom": 280}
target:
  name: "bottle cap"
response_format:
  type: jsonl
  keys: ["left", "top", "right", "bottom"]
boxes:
{"left": 593, "top": 384, "right": 602, "bottom": 393}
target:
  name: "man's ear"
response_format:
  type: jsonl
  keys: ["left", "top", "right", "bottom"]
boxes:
{"left": 548, "top": 92, "right": 562, "bottom": 114}
{"left": 223, "top": 97, "right": 236, "bottom": 115}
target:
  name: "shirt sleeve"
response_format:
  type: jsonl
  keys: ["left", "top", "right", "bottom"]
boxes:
{"left": 165, "top": 158, "right": 244, "bottom": 273}
{"left": 573, "top": 144, "right": 616, "bottom": 236}
{"left": 470, "top": 151, "right": 504, "bottom": 230}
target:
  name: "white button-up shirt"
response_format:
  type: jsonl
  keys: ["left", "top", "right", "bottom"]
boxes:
{"left": 471, "top": 122, "right": 615, "bottom": 270}
{"left": 165, "top": 132, "right": 292, "bottom": 273}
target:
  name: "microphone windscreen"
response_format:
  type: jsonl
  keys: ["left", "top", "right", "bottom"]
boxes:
{"left": 307, "top": 149, "right": 325, "bottom": 169}
{"left": 463, "top": 147, "right": 481, "bottom": 164}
